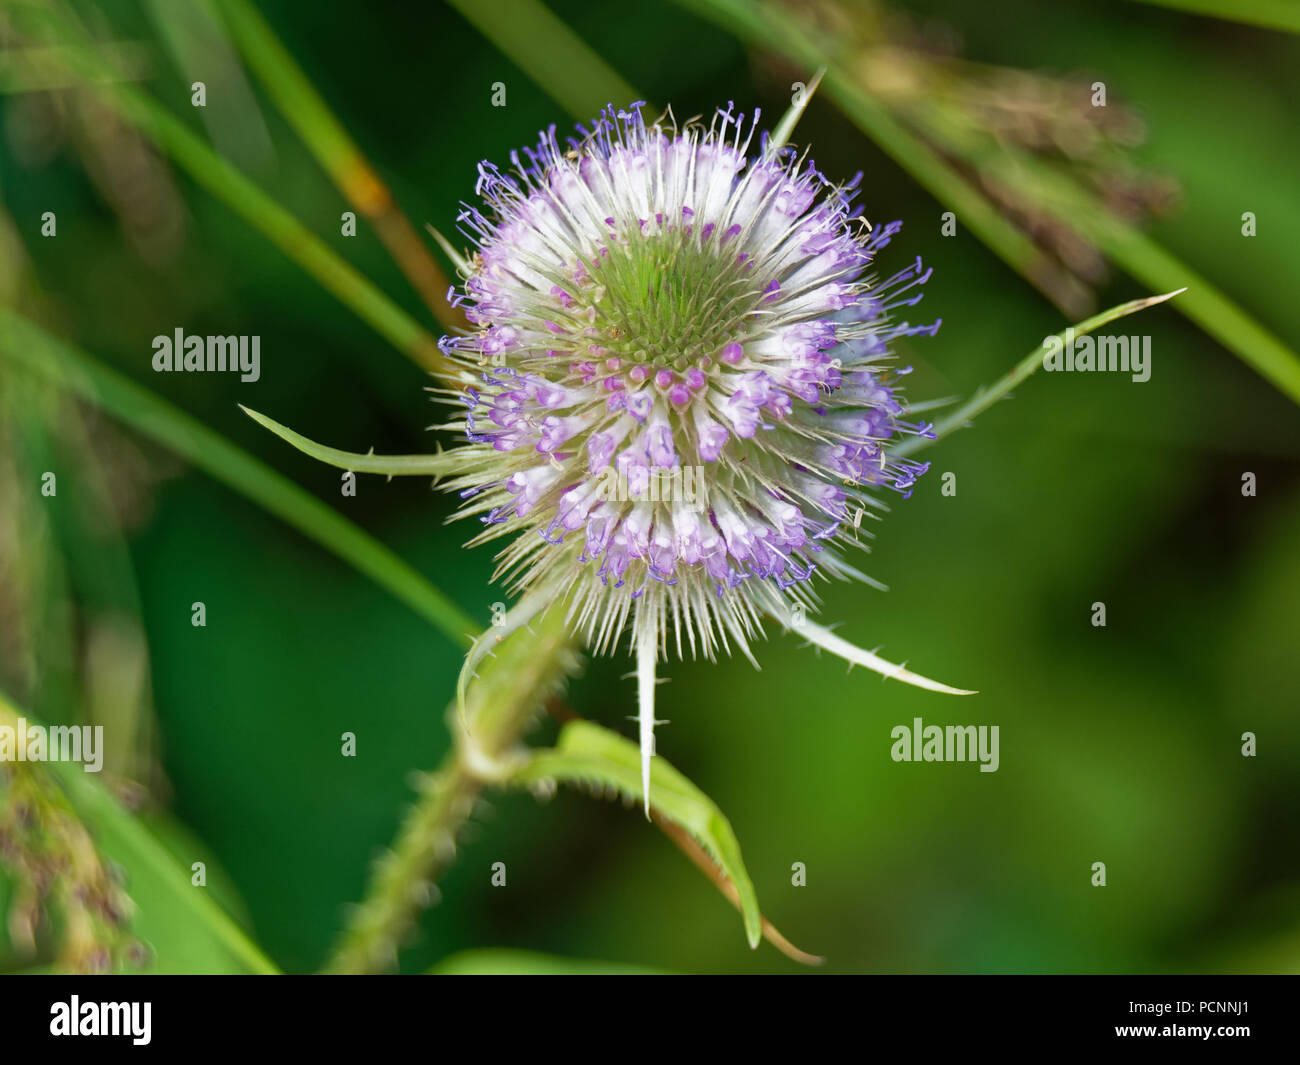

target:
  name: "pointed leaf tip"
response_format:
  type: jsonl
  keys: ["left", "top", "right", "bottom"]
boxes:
{"left": 242, "top": 405, "right": 458, "bottom": 477}
{"left": 767, "top": 65, "right": 826, "bottom": 156}
{"left": 512, "top": 720, "right": 764, "bottom": 951}
{"left": 794, "top": 618, "right": 976, "bottom": 695}
{"left": 426, "top": 223, "right": 473, "bottom": 276}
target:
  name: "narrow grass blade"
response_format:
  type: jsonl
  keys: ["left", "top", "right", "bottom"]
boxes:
{"left": 430, "top": 949, "right": 660, "bottom": 974}
{"left": 1124, "top": 0, "right": 1300, "bottom": 34}
{"left": 217, "top": 0, "right": 462, "bottom": 331}
{"left": 0, "top": 41, "right": 152, "bottom": 93}
{"left": 7, "top": 4, "right": 449, "bottom": 377}
{"left": 960, "top": 140, "right": 1300, "bottom": 405}
{"left": 445, "top": 0, "right": 643, "bottom": 119}
{"left": 766, "top": 66, "right": 824, "bottom": 155}
{"left": 143, "top": 0, "right": 275, "bottom": 173}
{"left": 675, "top": 0, "right": 1083, "bottom": 314}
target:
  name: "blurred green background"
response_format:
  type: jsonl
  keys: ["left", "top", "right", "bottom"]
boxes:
{"left": 1, "top": 0, "right": 1298, "bottom": 974}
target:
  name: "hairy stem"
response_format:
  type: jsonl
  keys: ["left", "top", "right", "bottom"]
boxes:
{"left": 322, "top": 751, "right": 475, "bottom": 975}
{"left": 324, "top": 600, "right": 580, "bottom": 974}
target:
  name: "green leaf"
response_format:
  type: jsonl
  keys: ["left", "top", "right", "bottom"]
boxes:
{"left": 429, "top": 949, "right": 661, "bottom": 974}
{"left": 52, "top": 770, "right": 278, "bottom": 974}
{"left": 0, "top": 307, "right": 476, "bottom": 650}
{"left": 241, "top": 406, "right": 461, "bottom": 477}
{"left": 511, "top": 719, "right": 763, "bottom": 949}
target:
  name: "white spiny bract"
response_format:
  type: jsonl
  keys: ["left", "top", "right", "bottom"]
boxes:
{"left": 437, "top": 102, "right": 969, "bottom": 809}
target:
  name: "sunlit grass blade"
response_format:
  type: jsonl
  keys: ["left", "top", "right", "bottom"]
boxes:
{"left": 942, "top": 134, "right": 1300, "bottom": 406}
{"left": 0, "top": 307, "right": 475, "bottom": 650}
{"left": 896, "top": 290, "right": 1185, "bottom": 457}
{"left": 445, "top": 0, "right": 643, "bottom": 119}
{"left": 1084, "top": 221, "right": 1300, "bottom": 405}
{"left": 512, "top": 719, "right": 765, "bottom": 950}
{"left": 7, "top": 4, "right": 449, "bottom": 377}
{"left": 217, "top": 0, "right": 463, "bottom": 332}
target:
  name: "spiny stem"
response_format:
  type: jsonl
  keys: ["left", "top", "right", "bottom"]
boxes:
{"left": 323, "top": 752, "right": 476, "bottom": 974}
{"left": 322, "top": 602, "right": 580, "bottom": 974}
{"left": 895, "top": 289, "right": 1185, "bottom": 457}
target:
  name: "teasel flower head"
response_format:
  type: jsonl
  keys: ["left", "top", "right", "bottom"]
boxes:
{"left": 437, "top": 102, "right": 973, "bottom": 807}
